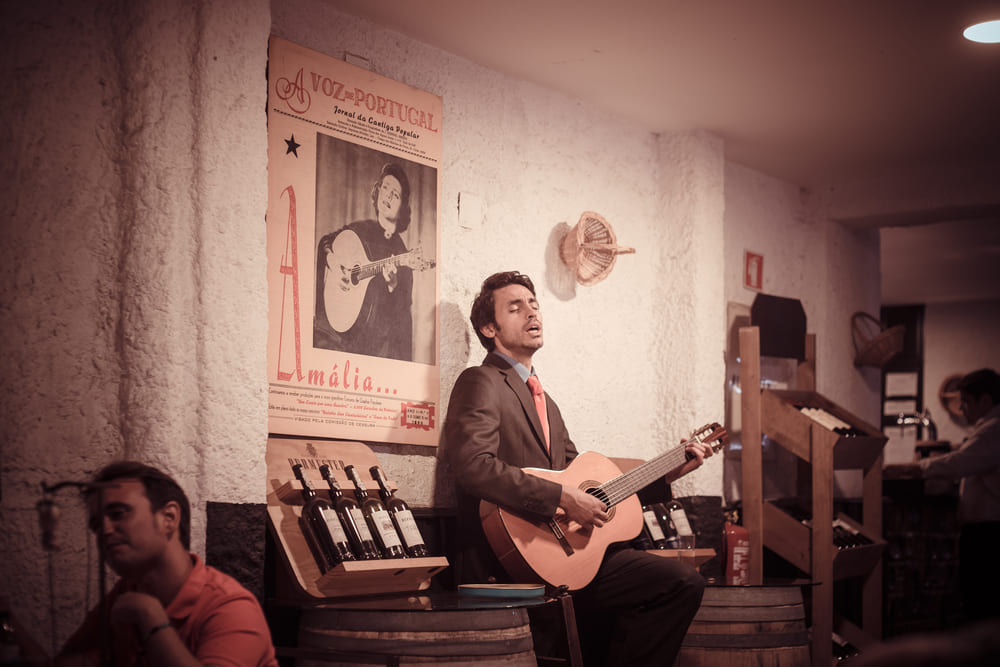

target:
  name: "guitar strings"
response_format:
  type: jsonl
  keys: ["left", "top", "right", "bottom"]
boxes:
{"left": 598, "top": 448, "right": 689, "bottom": 507}
{"left": 353, "top": 248, "right": 418, "bottom": 280}
{"left": 596, "top": 428, "right": 724, "bottom": 507}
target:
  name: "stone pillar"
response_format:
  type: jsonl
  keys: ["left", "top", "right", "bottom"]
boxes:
{"left": 0, "top": 0, "right": 269, "bottom": 649}
{"left": 652, "top": 131, "right": 726, "bottom": 496}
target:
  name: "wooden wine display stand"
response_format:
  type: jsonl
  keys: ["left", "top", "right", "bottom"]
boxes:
{"left": 740, "top": 327, "right": 887, "bottom": 667}
{"left": 266, "top": 437, "right": 448, "bottom": 599}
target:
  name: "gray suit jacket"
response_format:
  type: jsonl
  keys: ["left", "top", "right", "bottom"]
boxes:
{"left": 443, "top": 354, "right": 578, "bottom": 583}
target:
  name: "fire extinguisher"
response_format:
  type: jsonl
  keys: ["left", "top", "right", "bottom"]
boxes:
{"left": 723, "top": 520, "right": 750, "bottom": 585}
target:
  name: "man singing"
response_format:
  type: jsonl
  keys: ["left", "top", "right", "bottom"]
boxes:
{"left": 444, "top": 271, "right": 712, "bottom": 665}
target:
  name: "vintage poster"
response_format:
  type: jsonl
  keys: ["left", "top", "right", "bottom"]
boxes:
{"left": 266, "top": 36, "right": 441, "bottom": 446}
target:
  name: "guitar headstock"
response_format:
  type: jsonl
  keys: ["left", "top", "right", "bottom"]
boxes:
{"left": 402, "top": 246, "right": 437, "bottom": 272}
{"left": 690, "top": 422, "right": 729, "bottom": 454}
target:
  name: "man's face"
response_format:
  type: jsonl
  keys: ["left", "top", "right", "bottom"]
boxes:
{"left": 377, "top": 174, "right": 403, "bottom": 223}
{"left": 960, "top": 392, "right": 993, "bottom": 425}
{"left": 481, "top": 283, "right": 543, "bottom": 362}
{"left": 89, "top": 478, "right": 173, "bottom": 577}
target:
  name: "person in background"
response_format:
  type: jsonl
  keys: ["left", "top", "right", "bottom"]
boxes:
{"left": 443, "top": 271, "right": 713, "bottom": 666}
{"left": 883, "top": 367, "right": 1000, "bottom": 622}
{"left": 57, "top": 461, "right": 278, "bottom": 667}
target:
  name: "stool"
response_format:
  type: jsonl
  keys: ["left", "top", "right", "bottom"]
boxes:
{"left": 532, "top": 586, "right": 584, "bottom": 667}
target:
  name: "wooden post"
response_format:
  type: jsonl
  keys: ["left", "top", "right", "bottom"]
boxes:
{"left": 739, "top": 326, "right": 763, "bottom": 585}
{"left": 798, "top": 333, "right": 816, "bottom": 392}
{"left": 862, "top": 450, "right": 883, "bottom": 639}
{"left": 811, "top": 422, "right": 834, "bottom": 667}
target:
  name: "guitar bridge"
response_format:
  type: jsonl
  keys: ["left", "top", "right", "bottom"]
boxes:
{"left": 548, "top": 519, "right": 575, "bottom": 556}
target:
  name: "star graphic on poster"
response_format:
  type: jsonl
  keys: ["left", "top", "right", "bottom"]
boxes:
{"left": 285, "top": 135, "right": 301, "bottom": 157}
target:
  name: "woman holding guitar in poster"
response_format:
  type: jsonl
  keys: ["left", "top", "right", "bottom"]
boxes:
{"left": 314, "top": 162, "right": 431, "bottom": 361}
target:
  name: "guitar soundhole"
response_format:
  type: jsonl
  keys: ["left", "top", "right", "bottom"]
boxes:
{"left": 585, "top": 485, "right": 614, "bottom": 519}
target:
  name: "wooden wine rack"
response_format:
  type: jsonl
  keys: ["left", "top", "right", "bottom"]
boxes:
{"left": 266, "top": 437, "right": 448, "bottom": 599}
{"left": 740, "top": 328, "right": 887, "bottom": 667}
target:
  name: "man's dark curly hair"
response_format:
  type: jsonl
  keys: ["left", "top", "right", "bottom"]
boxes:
{"left": 90, "top": 461, "right": 191, "bottom": 549}
{"left": 957, "top": 368, "right": 1000, "bottom": 405}
{"left": 469, "top": 271, "right": 536, "bottom": 351}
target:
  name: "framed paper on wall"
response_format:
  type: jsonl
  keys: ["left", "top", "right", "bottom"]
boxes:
{"left": 266, "top": 36, "right": 441, "bottom": 446}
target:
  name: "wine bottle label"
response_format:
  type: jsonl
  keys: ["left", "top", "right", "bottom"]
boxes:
{"left": 318, "top": 506, "right": 349, "bottom": 544}
{"left": 371, "top": 509, "right": 403, "bottom": 548}
{"left": 670, "top": 508, "right": 693, "bottom": 536}
{"left": 643, "top": 509, "right": 666, "bottom": 541}
{"left": 393, "top": 510, "right": 426, "bottom": 548}
{"left": 349, "top": 507, "right": 375, "bottom": 542}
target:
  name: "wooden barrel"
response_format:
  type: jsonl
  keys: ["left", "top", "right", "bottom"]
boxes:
{"left": 297, "top": 606, "right": 537, "bottom": 665}
{"left": 676, "top": 586, "right": 810, "bottom": 667}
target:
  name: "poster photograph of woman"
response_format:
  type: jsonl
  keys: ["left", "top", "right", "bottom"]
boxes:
{"left": 313, "top": 137, "right": 438, "bottom": 365}
{"left": 266, "top": 35, "right": 442, "bottom": 445}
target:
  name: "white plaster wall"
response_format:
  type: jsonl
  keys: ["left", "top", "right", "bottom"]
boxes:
{"left": 1, "top": 0, "right": 269, "bottom": 651}
{"left": 923, "top": 298, "right": 1000, "bottom": 446}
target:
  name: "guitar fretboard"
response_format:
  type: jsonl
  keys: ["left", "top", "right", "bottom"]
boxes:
{"left": 351, "top": 250, "right": 416, "bottom": 282}
{"left": 599, "top": 448, "right": 690, "bottom": 507}
{"left": 597, "top": 427, "right": 724, "bottom": 508}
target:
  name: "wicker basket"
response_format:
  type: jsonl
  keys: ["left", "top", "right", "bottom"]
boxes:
{"left": 851, "top": 312, "right": 905, "bottom": 368}
{"left": 559, "top": 211, "right": 635, "bottom": 286}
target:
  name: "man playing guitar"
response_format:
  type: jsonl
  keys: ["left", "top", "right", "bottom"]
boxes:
{"left": 443, "top": 271, "right": 715, "bottom": 666}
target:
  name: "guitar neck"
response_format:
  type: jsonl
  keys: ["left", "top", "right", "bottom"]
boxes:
{"left": 355, "top": 250, "right": 413, "bottom": 281}
{"left": 598, "top": 446, "right": 690, "bottom": 508}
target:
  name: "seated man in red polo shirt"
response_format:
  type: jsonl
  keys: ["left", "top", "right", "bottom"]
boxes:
{"left": 57, "top": 461, "right": 278, "bottom": 667}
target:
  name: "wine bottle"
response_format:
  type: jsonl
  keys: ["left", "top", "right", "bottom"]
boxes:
{"left": 832, "top": 519, "right": 873, "bottom": 549}
{"left": 641, "top": 504, "right": 669, "bottom": 549}
{"left": 798, "top": 405, "right": 864, "bottom": 436}
{"left": 291, "top": 464, "right": 355, "bottom": 570}
{"left": 369, "top": 465, "right": 430, "bottom": 557}
{"left": 319, "top": 464, "right": 380, "bottom": 560}
{"left": 345, "top": 465, "right": 406, "bottom": 559}
{"left": 653, "top": 502, "right": 680, "bottom": 548}
{"left": 667, "top": 499, "right": 694, "bottom": 537}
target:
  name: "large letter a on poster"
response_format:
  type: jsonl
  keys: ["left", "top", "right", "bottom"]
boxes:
{"left": 276, "top": 185, "right": 303, "bottom": 382}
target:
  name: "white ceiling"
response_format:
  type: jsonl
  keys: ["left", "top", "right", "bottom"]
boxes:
{"left": 329, "top": 0, "right": 1000, "bottom": 304}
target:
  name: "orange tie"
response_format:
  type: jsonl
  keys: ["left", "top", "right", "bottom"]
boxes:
{"left": 526, "top": 375, "right": 550, "bottom": 451}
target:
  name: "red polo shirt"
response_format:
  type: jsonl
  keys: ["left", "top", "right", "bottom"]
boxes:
{"left": 60, "top": 554, "right": 278, "bottom": 666}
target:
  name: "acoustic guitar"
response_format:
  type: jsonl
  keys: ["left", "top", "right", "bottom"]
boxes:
{"left": 322, "top": 228, "right": 435, "bottom": 333}
{"left": 479, "top": 422, "right": 728, "bottom": 590}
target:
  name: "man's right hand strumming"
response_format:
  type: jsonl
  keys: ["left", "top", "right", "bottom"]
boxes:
{"left": 559, "top": 485, "right": 610, "bottom": 529}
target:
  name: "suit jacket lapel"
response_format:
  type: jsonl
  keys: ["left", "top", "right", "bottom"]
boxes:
{"left": 484, "top": 355, "right": 550, "bottom": 460}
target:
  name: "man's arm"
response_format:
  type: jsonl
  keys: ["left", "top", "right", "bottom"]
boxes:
{"left": 885, "top": 417, "right": 1000, "bottom": 481}
{"left": 59, "top": 591, "right": 275, "bottom": 667}
{"left": 920, "top": 418, "right": 1000, "bottom": 479}
{"left": 147, "top": 593, "right": 276, "bottom": 667}
{"left": 108, "top": 592, "right": 204, "bottom": 667}
{"left": 662, "top": 436, "right": 716, "bottom": 485}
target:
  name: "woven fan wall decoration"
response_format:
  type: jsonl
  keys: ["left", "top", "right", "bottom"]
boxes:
{"left": 559, "top": 211, "right": 635, "bottom": 286}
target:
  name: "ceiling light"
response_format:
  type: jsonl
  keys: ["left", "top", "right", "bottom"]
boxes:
{"left": 963, "top": 20, "right": 1000, "bottom": 43}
